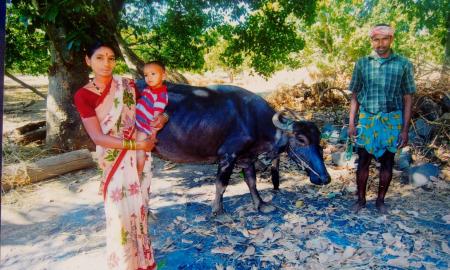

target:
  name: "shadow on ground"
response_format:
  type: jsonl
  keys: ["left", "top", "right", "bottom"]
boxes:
{"left": 150, "top": 160, "right": 450, "bottom": 270}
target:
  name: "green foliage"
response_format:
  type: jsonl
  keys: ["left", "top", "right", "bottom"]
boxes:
{"left": 122, "top": 1, "right": 212, "bottom": 70}
{"left": 297, "top": 0, "right": 448, "bottom": 81}
{"left": 219, "top": 0, "right": 316, "bottom": 77}
{"left": 114, "top": 60, "right": 130, "bottom": 74}
{"left": 6, "top": 0, "right": 448, "bottom": 79}
{"left": 5, "top": 4, "right": 49, "bottom": 74}
{"left": 6, "top": 0, "right": 118, "bottom": 75}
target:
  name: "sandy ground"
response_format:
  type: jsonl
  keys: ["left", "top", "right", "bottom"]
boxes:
{"left": 2, "top": 156, "right": 450, "bottom": 270}
{"left": 2, "top": 74, "right": 450, "bottom": 269}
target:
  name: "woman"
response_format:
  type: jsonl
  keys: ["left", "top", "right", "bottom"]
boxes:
{"left": 74, "top": 41, "right": 158, "bottom": 270}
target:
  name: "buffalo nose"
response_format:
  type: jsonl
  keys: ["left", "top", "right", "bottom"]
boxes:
{"left": 322, "top": 175, "right": 331, "bottom": 185}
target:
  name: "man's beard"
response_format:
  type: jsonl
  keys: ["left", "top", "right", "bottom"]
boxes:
{"left": 375, "top": 47, "right": 390, "bottom": 55}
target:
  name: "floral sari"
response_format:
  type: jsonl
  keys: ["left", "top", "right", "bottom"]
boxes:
{"left": 95, "top": 75, "right": 156, "bottom": 270}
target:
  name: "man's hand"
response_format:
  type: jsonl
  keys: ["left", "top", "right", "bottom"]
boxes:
{"left": 397, "top": 130, "right": 408, "bottom": 149}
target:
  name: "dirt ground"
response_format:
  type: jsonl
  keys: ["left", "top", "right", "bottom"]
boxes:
{"left": 1, "top": 74, "right": 449, "bottom": 270}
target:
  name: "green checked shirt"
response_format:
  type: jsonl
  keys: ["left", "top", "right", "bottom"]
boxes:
{"left": 349, "top": 51, "right": 416, "bottom": 114}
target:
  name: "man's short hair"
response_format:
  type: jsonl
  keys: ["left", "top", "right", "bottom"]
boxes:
{"left": 374, "top": 23, "right": 391, "bottom": 28}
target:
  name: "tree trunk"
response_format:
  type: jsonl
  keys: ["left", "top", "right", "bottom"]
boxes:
{"left": 114, "top": 30, "right": 145, "bottom": 78}
{"left": 40, "top": 0, "right": 187, "bottom": 152}
{"left": 45, "top": 24, "right": 94, "bottom": 151}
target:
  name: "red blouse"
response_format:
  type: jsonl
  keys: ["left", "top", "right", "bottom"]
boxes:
{"left": 73, "top": 85, "right": 140, "bottom": 118}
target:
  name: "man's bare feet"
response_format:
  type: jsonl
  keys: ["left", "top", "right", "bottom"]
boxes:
{"left": 352, "top": 200, "right": 366, "bottom": 213}
{"left": 376, "top": 200, "right": 388, "bottom": 214}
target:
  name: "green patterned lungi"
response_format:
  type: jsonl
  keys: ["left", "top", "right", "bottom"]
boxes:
{"left": 356, "top": 109, "right": 402, "bottom": 158}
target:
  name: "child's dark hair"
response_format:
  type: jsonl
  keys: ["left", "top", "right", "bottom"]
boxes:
{"left": 85, "top": 40, "right": 117, "bottom": 58}
{"left": 146, "top": 60, "right": 166, "bottom": 71}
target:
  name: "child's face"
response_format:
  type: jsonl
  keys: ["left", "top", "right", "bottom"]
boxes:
{"left": 144, "top": 64, "right": 165, "bottom": 88}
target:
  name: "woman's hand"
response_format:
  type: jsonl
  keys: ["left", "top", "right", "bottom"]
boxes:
{"left": 137, "top": 137, "right": 156, "bottom": 152}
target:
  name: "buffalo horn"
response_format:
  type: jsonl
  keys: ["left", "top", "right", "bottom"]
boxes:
{"left": 272, "top": 111, "right": 293, "bottom": 131}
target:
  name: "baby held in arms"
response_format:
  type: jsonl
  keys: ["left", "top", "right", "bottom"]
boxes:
{"left": 135, "top": 61, "right": 169, "bottom": 176}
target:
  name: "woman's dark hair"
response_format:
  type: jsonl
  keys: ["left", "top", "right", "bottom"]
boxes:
{"left": 146, "top": 60, "right": 166, "bottom": 71}
{"left": 85, "top": 41, "right": 117, "bottom": 58}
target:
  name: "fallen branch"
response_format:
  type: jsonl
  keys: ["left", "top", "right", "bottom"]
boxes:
{"left": 4, "top": 71, "right": 46, "bottom": 99}
{"left": 2, "top": 149, "right": 96, "bottom": 192}
{"left": 3, "top": 100, "right": 36, "bottom": 113}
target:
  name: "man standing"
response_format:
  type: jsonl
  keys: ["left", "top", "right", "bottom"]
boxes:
{"left": 348, "top": 24, "right": 416, "bottom": 214}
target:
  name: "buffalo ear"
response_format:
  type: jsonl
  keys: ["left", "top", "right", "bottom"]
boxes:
{"left": 295, "top": 121, "right": 321, "bottom": 144}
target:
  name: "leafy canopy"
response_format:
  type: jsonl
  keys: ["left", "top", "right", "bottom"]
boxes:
{"left": 6, "top": 0, "right": 316, "bottom": 77}
{"left": 6, "top": 0, "right": 447, "bottom": 79}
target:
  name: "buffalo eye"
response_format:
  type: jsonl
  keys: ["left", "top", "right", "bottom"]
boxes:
{"left": 297, "top": 134, "right": 309, "bottom": 146}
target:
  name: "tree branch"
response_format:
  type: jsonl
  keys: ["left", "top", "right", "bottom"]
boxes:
{"left": 114, "top": 30, "right": 145, "bottom": 78}
{"left": 5, "top": 71, "right": 46, "bottom": 99}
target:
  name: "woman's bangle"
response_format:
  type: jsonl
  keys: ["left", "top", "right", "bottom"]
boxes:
{"left": 124, "top": 139, "right": 131, "bottom": 150}
{"left": 122, "top": 139, "right": 136, "bottom": 150}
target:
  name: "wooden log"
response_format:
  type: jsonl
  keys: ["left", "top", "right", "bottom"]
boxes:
{"left": 2, "top": 149, "right": 96, "bottom": 192}
{"left": 14, "top": 128, "right": 47, "bottom": 145}
{"left": 14, "top": 120, "right": 46, "bottom": 134}
{"left": 11, "top": 121, "right": 46, "bottom": 145}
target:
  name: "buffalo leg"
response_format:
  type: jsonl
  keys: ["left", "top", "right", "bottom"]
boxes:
{"left": 271, "top": 158, "right": 280, "bottom": 190}
{"left": 243, "top": 163, "right": 276, "bottom": 213}
{"left": 212, "top": 154, "right": 235, "bottom": 215}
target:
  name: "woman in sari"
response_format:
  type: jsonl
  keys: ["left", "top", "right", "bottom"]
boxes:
{"left": 74, "top": 41, "right": 158, "bottom": 270}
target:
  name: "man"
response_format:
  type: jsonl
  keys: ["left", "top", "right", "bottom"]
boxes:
{"left": 348, "top": 24, "right": 416, "bottom": 214}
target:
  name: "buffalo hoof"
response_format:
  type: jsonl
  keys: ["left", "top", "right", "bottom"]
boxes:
{"left": 212, "top": 213, "right": 234, "bottom": 224}
{"left": 258, "top": 202, "right": 276, "bottom": 214}
{"left": 212, "top": 207, "right": 225, "bottom": 217}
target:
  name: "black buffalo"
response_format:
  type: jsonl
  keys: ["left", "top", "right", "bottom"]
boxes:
{"left": 147, "top": 83, "right": 331, "bottom": 215}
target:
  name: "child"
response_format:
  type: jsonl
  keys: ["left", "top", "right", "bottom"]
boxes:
{"left": 136, "top": 61, "right": 169, "bottom": 176}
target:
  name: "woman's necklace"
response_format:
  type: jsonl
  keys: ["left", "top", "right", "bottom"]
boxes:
{"left": 91, "top": 79, "right": 102, "bottom": 94}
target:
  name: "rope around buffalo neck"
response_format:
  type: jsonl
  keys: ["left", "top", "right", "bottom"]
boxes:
{"left": 288, "top": 144, "right": 321, "bottom": 178}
